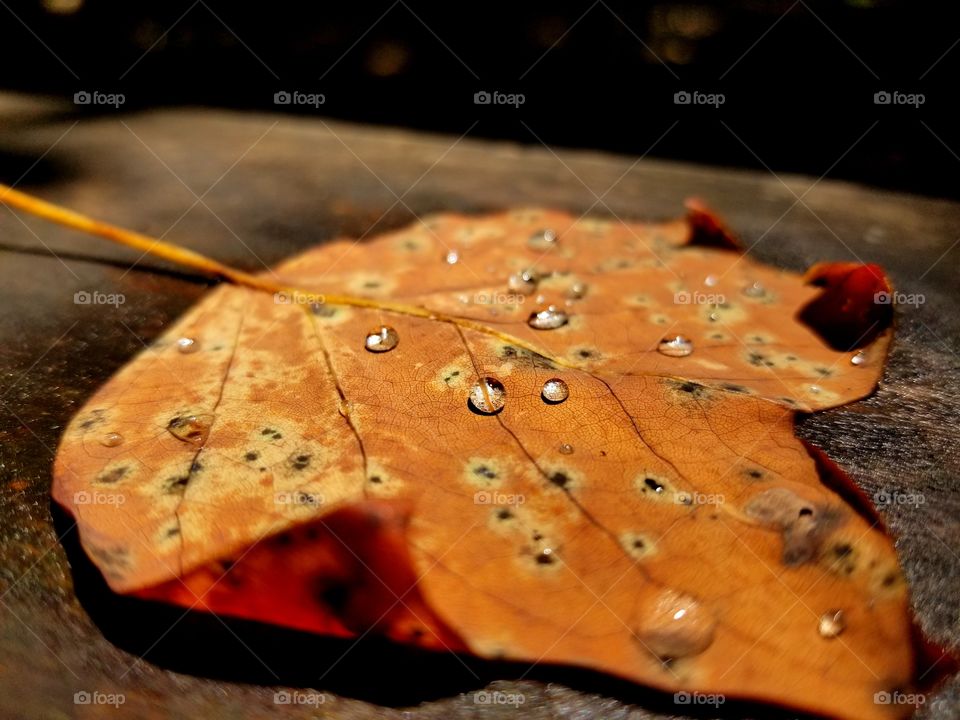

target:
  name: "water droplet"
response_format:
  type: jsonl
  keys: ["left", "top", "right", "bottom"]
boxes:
{"left": 850, "top": 350, "right": 867, "bottom": 366}
{"left": 635, "top": 589, "right": 716, "bottom": 658}
{"left": 818, "top": 609, "right": 846, "bottom": 638}
{"left": 167, "top": 414, "right": 214, "bottom": 445}
{"left": 704, "top": 275, "right": 718, "bottom": 287}
{"left": 528, "top": 305, "right": 569, "bottom": 330}
{"left": 566, "top": 281, "right": 588, "bottom": 300}
{"left": 657, "top": 335, "right": 694, "bottom": 358}
{"left": 176, "top": 337, "right": 199, "bottom": 354}
{"left": 365, "top": 325, "right": 399, "bottom": 353}
{"left": 542, "top": 378, "right": 570, "bottom": 404}
{"left": 508, "top": 270, "right": 538, "bottom": 295}
{"left": 100, "top": 432, "right": 124, "bottom": 448}
{"left": 528, "top": 228, "right": 558, "bottom": 250}
{"left": 808, "top": 384, "right": 822, "bottom": 394}
{"left": 444, "top": 249, "right": 459, "bottom": 265}
{"left": 742, "top": 281, "right": 766, "bottom": 298}
{"left": 559, "top": 443, "right": 574, "bottom": 455}
{"left": 468, "top": 377, "right": 506, "bottom": 415}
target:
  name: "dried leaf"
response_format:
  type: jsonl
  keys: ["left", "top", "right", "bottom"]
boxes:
{"left": 2, "top": 183, "right": 946, "bottom": 719}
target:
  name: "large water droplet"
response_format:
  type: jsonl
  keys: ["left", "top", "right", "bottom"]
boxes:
{"left": 850, "top": 350, "right": 867, "bottom": 366}
{"left": 167, "top": 414, "right": 214, "bottom": 445}
{"left": 468, "top": 377, "right": 506, "bottom": 415}
{"left": 100, "top": 432, "right": 124, "bottom": 448}
{"left": 176, "top": 337, "right": 199, "bottom": 354}
{"left": 635, "top": 589, "right": 716, "bottom": 658}
{"left": 657, "top": 335, "right": 694, "bottom": 358}
{"left": 528, "top": 305, "right": 569, "bottom": 330}
{"left": 528, "top": 228, "right": 558, "bottom": 250}
{"left": 542, "top": 378, "right": 569, "bottom": 404}
{"left": 818, "top": 609, "right": 846, "bottom": 638}
{"left": 508, "top": 269, "right": 538, "bottom": 295}
{"left": 365, "top": 325, "right": 399, "bottom": 353}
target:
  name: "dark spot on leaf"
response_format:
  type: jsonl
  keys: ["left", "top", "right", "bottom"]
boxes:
{"left": 317, "top": 581, "right": 350, "bottom": 613}
{"left": 96, "top": 466, "right": 128, "bottom": 484}
{"left": 164, "top": 476, "right": 189, "bottom": 493}
{"left": 550, "top": 472, "right": 570, "bottom": 488}
{"left": 536, "top": 552, "right": 555, "bottom": 565}
{"left": 497, "top": 508, "right": 513, "bottom": 520}
{"left": 289, "top": 453, "right": 312, "bottom": 470}
{"left": 644, "top": 477, "right": 664, "bottom": 493}
{"left": 369, "top": 475, "right": 382, "bottom": 484}
{"left": 721, "top": 383, "right": 748, "bottom": 394}
{"left": 473, "top": 465, "right": 497, "bottom": 480}
{"left": 244, "top": 451, "right": 259, "bottom": 462}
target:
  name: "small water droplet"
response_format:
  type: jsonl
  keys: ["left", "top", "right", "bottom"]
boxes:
{"left": 704, "top": 275, "right": 718, "bottom": 287}
{"left": 176, "top": 337, "right": 199, "bottom": 354}
{"left": 818, "top": 609, "right": 846, "bottom": 638}
{"left": 559, "top": 443, "right": 574, "bottom": 455}
{"left": 808, "top": 384, "right": 822, "bottom": 394}
{"left": 528, "top": 228, "right": 558, "bottom": 250}
{"left": 444, "top": 249, "right": 460, "bottom": 265}
{"left": 468, "top": 377, "right": 506, "bottom": 415}
{"left": 566, "top": 281, "right": 588, "bottom": 300}
{"left": 100, "top": 432, "right": 124, "bottom": 447}
{"left": 542, "top": 378, "right": 570, "bottom": 404}
{"left": 850, "top": 350, "right": 867, "bottom": 366}
{"left": 657, "top": 335, "right": 694, "bottom": 358}
{"left": 528, "top": 305, "right": 569, "bottom": 330}
{"left": 167, "top": 414, "right": 214, "bottom": 445}
{"left": 508, "top": 270, "right": 538, "bottom": 295}
{"left": 636, "top": 589, "right": 716, "bottom": 658}
{"left": 742, "top": 281, "right": 766, "bottom": 298}
{"left": 365, "top": 325, "right": 399, "bottom": 353}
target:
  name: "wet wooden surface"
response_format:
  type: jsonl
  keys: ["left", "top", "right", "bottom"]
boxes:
{"left": 1, "top": 94, "right": 958, "bottom": 718}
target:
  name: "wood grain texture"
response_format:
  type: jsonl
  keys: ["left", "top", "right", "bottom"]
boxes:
{"left": 1, "top": 94, "right": 958, "bottom": 718}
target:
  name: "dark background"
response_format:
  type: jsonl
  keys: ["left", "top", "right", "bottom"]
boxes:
{"left": 1, "top": 0, "right": 957, "bottom": 199}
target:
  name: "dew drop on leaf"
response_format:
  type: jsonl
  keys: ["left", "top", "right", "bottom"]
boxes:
{"left": 100, "top": 432, "right": 124, "bottom": 448}
{"left": 818, "top": 609, "right": 846, "bottom": 638}
{"left": 508, "top": 270, "right": 538, "bottom": 295}
{"left": 365, "top": 325, "right": 399, "bottom": 353}
{"left": 444, "top": 249, "right": 459, "bottom": 265}
{"left": 558, "top": 443, "right": 574, "bottom": 455}
{"left": 167, "top": 414, "right": 214, "bottom": 445}
{"left": 176, "top": 337, "right": 199, "bottom": 354}
{"left": 468, "top": 377, "right": 506, "bottom": 415}
{"left": 541, "top": 378, "right": 570, "bottom": 404}
{"left": 636, "top": 589, "right": 716, "bottom": 658}
{"left": 742, "top": 281, "right": 766, "bottom": 298}
{"left": 850, "top": 350, "right": 867, "bottom": 366}
{"left": 566, "top": 281, "right": 588, "bottom": 300}
{"left": 528, "top": 228, "right": 558, "bottom": 250}
{"left": 657, "top": 335, "right": 694, "bottom": 358}
{"left": 528, "top": 305, "right": 569, "bottom": 330}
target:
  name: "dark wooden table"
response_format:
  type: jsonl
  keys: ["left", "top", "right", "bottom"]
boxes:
{"left": 1, "top": 94, "right": 958, "bottom": 719}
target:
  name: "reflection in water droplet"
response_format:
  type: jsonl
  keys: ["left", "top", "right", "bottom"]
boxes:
{"left": 657, "top": 335, "right": 694, "bottom": 358}
{"left": 542, "top": 378, "right": 570, "bottom": 404}
{"left": 176, "top": 337, "right": 199, "bottom": 354}
{"left": 704, "top": 275, "right": 718, "bottom": 287}
{"left": 167, "top": 414, "right": 214, "bottom": 445}
{"left": 468, "top": 377, "right": 506, "bottom": 415}
{"left": 508, "top": 270, "right": 538, "bottom": 295}
{"left": 365, "top": 325, "right": 399, "bottom": 353}
{"left": 528, "top": 305, "right": 569, "bottom": 330}
{"left": 808, "top": 384, "right": 822, "bottom": 394}
{"left": 445, "top": 250, "right": 460, "bottom": 265}
{"left": 850, "top": 350, "right": 867, "bottom": 366}
{"left": 742, "top": 281, "right": 766, "bottom": 298}
{"left": 566, "top": 282, "right": 588, "bottom": 300}
{"left": 528, "top": 228, "right": 558, "bottom": 250}
{"left": 100, "top": 432, "right": 124, "bottom": 447}
{"left": 818, "top": 609, "right": 846, "bottom": 638}
{"left": 559, "top": 443, "right": 574, "bottom": 455}
{"left": 636, "top": 589, "right": 716, "bottom": 658}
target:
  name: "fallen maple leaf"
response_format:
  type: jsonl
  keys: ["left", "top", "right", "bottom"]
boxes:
{"left": 0, "top": 183, "right": 951, "bottom": 719}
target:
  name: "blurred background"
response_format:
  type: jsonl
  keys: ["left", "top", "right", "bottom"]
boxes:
{"left": 0, "top": 0, "right": 956, "bottom": 198}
